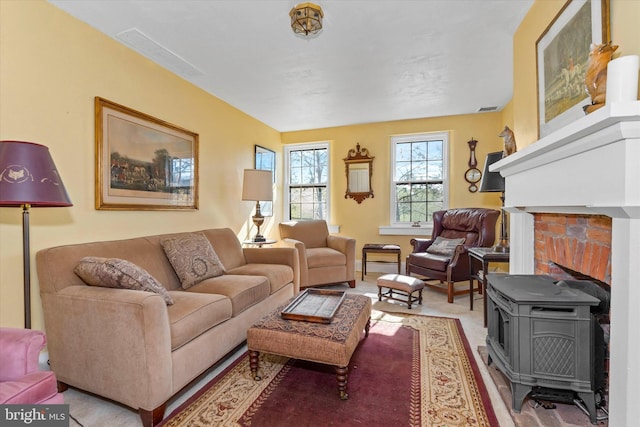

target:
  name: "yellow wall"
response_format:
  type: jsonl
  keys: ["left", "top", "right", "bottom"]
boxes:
{"left": 1, "top": 0, "right": 638, "bottom": 329}
{"left": 281, "top": 114, "right": 506, "bottom": 258}
{"left": 512, "top": 0, "right": 640, "bottom": 147}
{"left": 0, "top": 1, "right": 282, "bottom": 328}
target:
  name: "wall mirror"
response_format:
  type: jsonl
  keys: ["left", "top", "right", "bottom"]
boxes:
{"left": 344, "top": 143, "right": 374, "bottom": 204}
{"left": 254, "top": 145, "right": 275, "bottom": 216}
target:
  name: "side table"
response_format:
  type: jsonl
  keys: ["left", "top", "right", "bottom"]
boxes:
{"left": 468, "top": 247, "right": 509, "bottom": 327}
{"left": 361, "top": 243, "right": 401, "bottom": 281}
{"left": 243, "top": 239, "right": 277, "bottom": 248}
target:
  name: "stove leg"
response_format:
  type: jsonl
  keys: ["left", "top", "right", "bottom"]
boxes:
{"left": 577, "top": 392, "right": 598, "bottom": 425}
{"left": 511, "top": 382, "right": 532, "bottom": 413}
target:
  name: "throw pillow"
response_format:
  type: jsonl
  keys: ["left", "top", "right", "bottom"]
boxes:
{"left": 161, "top": 233, "right": 225, "bottom": 289}
{"left": 425, "top": 236, "right": 466, "bottom": 257}
{"left": 74, "top": 257, "right": 174, "bottom": 305}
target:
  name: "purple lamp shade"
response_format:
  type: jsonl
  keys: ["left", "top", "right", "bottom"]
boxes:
{"left": 0, "top": 141, "right": 72, "bottom": 207}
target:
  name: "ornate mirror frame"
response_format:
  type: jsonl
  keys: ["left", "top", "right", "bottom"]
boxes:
{"left": 344, "top": 143, "right": 374, "bottom": 204}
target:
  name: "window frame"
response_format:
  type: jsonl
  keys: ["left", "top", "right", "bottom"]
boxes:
{"left": 388, "top": 132, "right": 449, "bottom": 228}
{"left": 283, "top": 142, "right": 331, "bottom": 223}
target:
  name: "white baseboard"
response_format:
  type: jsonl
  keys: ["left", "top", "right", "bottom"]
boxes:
{"left": 39, "top": 350, "right": 50, "bottom": 371}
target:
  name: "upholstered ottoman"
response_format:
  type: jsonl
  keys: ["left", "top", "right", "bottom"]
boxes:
{"left": 247, "top": 294, "right": 371, "bottom": 400}
{"left": 377, "top": 274, "right": 425, "bottom": 309}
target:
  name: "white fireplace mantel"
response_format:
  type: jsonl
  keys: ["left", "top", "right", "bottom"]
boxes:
{"left": 491, "top": 100, "right": 640, "bottom": 427}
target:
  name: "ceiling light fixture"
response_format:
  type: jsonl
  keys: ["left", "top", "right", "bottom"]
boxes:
{"left": 289, "top": 2, "right": 324, "bottom": 36}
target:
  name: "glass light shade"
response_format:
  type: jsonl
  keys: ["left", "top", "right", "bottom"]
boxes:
{"left": 289, "top": 2, "right": 324, "bottom": 36}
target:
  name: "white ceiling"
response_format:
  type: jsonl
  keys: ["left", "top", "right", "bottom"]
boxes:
{"left": 48, "top": 0, "right": 533, "bottom": 132}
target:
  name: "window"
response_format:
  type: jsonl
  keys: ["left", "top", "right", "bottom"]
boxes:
{"left": 284, "top": 142, "right": 329, "bottom": 221}
{"left": 390, "top": 132, "right": 448, "bottom": 225}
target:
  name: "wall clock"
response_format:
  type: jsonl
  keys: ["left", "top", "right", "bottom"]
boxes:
{"left": 464, "top": 138, "right": 482, "bottom": 192}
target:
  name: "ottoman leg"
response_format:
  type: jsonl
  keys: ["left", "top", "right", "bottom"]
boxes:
{"left": 249, "top": 350, "right": 261, "bottom": 381}
{"left": 378, "top": 286, "right": 383, "bottom": 302}
{"left": 335, "top": 366, "right": 349, "bottom": 400}
{"left": 364, "top": 317, "right": 371, "bottom": 338}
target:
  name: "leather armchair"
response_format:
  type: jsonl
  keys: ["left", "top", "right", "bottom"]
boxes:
{"left": 0, "top": 327, "right": 64, "bottom": 404}
{"left": 279, "top": 220, "right": 356, "bottom": 289}
{"left": 406, "top": 208, "right": 500, "bottom": 303}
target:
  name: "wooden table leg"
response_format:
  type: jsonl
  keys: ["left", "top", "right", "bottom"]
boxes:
{"left": 362, "top": 250, "right": 366, "bottom": 280}
{"left": 249, "top": 350, "right": 261, "bottom": 381}
{"left": 482, "top": 260, "right": 489, "bottom": 327}
{"left": 335, "top": 366, "right": 349, "bottom": 400}
{"left": 364, "top": 316, "right": 371, "bottom": 337}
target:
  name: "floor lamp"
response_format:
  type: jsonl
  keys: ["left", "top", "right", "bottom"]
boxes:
{"left": 479, "top": 151, "right": 509, "bottom": 253}
{"left": 0, "top": 141, "right": 72, "bottom": 328}
{"left": 242, "top": 169, "right": 273, "bottom": 242}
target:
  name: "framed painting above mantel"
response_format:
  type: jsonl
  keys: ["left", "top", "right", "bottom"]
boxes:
{"left": 95, "top": 97, "right": 199, "bottom": 210}
{"left": 536, "top": 0, "right": 610, "bottom": 138}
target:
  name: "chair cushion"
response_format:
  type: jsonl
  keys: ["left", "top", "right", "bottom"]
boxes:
{"left": 74, "top": 257, "right": 174, "bottom": 305}
{"left": 407, "top": 252, "right": 450, "bottom": 272}
{"left": 306, "top": 247, "right": 346, "bottom": 269}
{"left": 161, "top": 233, "right": 225, "bottom": 289}
{"left": 425, "top": 236, "right": 465, "bottom": 256}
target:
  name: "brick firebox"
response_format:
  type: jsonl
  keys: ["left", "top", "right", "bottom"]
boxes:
{"left": 533, "top": 213, "right": 612, "bottom": 285}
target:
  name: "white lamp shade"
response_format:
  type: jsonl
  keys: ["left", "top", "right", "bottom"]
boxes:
{"left": 242, "top": 169, "right": 273, "bottom": 201}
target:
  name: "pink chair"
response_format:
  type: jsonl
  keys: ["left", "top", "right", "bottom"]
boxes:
{"left": 0, "top": 327, "right": 64, "bottom": 404}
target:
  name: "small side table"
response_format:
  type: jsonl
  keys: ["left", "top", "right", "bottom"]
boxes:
{"left": 362, "top": 244, "right": 401, "bottom": 281}
{"left": 243, "top": 239, "right": 277, "bottom": 248}
{"left": 468, "top": 247, "right": 510, "bottom": 327}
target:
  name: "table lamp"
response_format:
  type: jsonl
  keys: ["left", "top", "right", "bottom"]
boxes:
{"left": 479, "top": 151, "right": 509, "bottom": 253}
{"left": 242, "top": 169, "right": 273, "bottom": 242}
{"left": 0, "top": 141, "right": 72, "bottom": 328}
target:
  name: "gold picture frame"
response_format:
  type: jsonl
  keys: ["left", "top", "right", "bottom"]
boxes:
{"left": 95, "top": 97, "right": 199, "bottom": 210}
{"left": 536, "top": 0, "right": 610, "bottom": 138}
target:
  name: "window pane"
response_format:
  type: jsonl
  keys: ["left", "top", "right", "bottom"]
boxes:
{"left": 411, "top": 162, "right": 427, "bottom": 181}
{"left": 410, "top": 202, "right": 428, "bottom": 223}
{"left": 396, "top": 143, "right": 412, "bottom": 162}
{"left": 411, "top": 183, "right": 426, "bottom": 201}
{"left": 412, "top": 142, "right": 427, "bottom": 160}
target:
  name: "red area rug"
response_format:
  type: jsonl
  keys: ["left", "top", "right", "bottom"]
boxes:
{"left": 160, "top": 311, "right": 498, "bottom": 427}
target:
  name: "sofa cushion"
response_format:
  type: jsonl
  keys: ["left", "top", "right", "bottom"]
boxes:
{"left": 166, "top": 291, "right": 232, "bottom": 351}
{"left": 425, "top": 236, "right": 465, "bottom": 257}
{"left": 186, "top": 275, "right": 270, "bottom": 317}
{"left": 161, "top": 233, "right": 225, "bottom": 289}
{"left": 226, "top": 264, "right": 294, "bottom": 294}
{"left": 74, "top": 257, "right": 174, "bottom": 305}
{"left": 306, "top": 247, "right": 346, "bottom": 269}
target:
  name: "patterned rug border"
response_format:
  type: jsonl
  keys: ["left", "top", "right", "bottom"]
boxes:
{"left": 160, "top": 310, "right": 498, "bottom": 427}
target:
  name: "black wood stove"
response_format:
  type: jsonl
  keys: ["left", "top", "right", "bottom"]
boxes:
{"left": 485, "top": 274, "right": 608, "bottom": 424}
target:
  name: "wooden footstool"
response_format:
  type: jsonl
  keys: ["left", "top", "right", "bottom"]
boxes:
{"left": 247, "top": 294, "right": 371, "bottom": 400}
{"left": 377, "top": 274, "right": 425, "bottom": 309}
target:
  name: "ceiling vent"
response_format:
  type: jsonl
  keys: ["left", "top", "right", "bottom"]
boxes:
{"left": 116, "top": 28, "right": 204, "bottom": 78}
{"left": 478, "top": 106, "right": 499, "bottom": 112}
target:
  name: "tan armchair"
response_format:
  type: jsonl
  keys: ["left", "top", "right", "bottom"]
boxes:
{"left": 279, "top": 220, "right": 356, "bottom": 289}
{"left": 406, "top": 208, "right": 500, "bottom": 303}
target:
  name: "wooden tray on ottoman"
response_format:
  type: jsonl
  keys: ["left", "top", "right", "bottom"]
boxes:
{"left": 281, "top": 289, "right": 346, "bottom": 323}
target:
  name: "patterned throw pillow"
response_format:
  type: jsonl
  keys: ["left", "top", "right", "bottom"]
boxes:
{"left": 425, "top": 236, "right": 466, "bottom": 257}
{"left": 74, "top": 257, "right": 174, "bottom": 305}
{"left": 161, "top": 233, "right": 225, "bottom": 289}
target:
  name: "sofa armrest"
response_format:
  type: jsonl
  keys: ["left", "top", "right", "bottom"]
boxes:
{"left": 280, "top": 238, "right": 308, "bottom": 288}
{"left": 41, "top": 285, "right": 172, "bottom": 411}
{"left": 409, "top": 238, "right": 434, "bottom": 253}
{"left": 243, "top": 247, "right": 300, "bottom": 293}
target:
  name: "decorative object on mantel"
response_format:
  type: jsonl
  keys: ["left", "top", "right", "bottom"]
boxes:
{"left": 536, "top": 0, "right": 611, "bottom": 137}
{"left": 464, "top": 138, "right": 482, "bottom": 193}
{"left": 242, "top": 169, "right": 273, "bottom": 242}
{"left": 606, "top": 55, "right": 640, "bottom": 104}
{"left": 344, "top": 143, "right": 374, "bottom": 204}
{"left": 583, "top": 42, "right": 618, "bottom": 114}
{"left": 289, "top": 2, "right": 323, "bottom": 37}
{"left": 498, "top": 126, "right": 517, "bottom": 157}
{"left": 479, "top": 151, "right": 509, "bottom": 253}
{"left": 0, "top": 141, "right": 73, "bottom": 328}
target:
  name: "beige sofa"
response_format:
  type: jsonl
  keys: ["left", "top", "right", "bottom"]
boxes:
{"left": 36, "top": 228, "right": 299, "bottom": 427}
{"left": 279, "top": 220, "right": 356, "bottom": 289}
